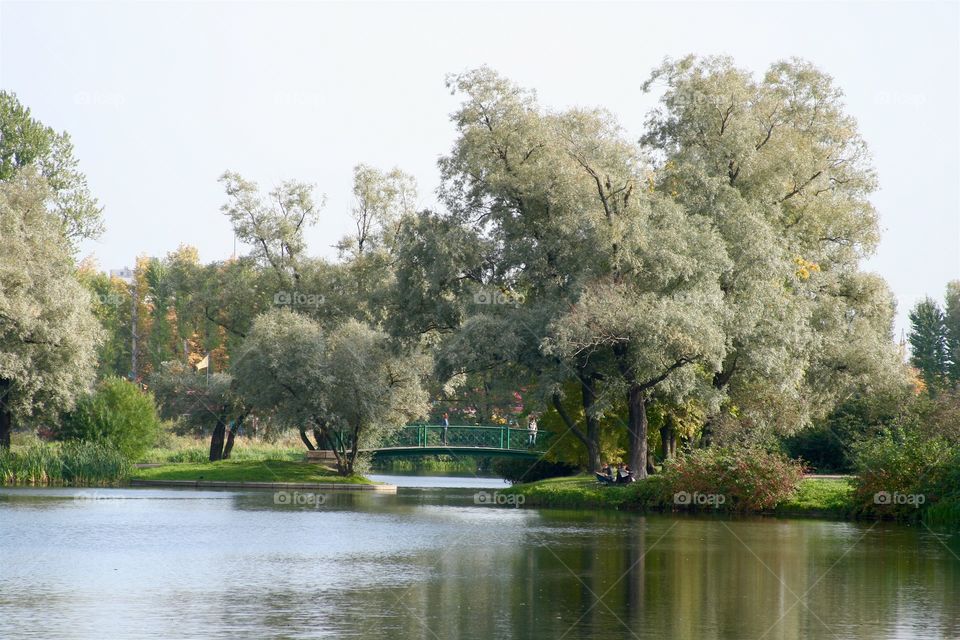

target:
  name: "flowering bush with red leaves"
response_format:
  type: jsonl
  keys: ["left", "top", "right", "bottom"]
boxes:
{"left": 659, "top": 447, "right": 805, "bottom": 511}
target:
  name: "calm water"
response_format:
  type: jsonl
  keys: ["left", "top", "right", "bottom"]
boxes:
{"left": 1, "top": 481, "right": 958, "bottom": 640}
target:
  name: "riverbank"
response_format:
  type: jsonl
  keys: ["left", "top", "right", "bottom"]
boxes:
{"left": 130, "top": 460, "right": 373, "bottom": 485}
{"left": 502, "top": 474, "right": 858, "bottom": 519}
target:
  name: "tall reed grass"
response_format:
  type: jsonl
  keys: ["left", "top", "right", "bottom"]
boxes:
{"left": 0, "top": 441, "right": 130, "bottom": 486}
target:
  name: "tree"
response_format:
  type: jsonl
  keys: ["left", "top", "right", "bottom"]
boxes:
{"left": 433, "top": 68, "right": 730, "bottom": 477}
{"left": 944, "top": 280, "right": 960, "bottom": 384}
{"left": 58, "top": 376, "right": 161, "bottom": 460}
{"left": 339, "top": 163, "right": 418, "bottom": 258}
{"left": 909, "top": 297, "right": 949, "bottom": 391}
{"left": 150, "top": 361, "right": 247, "bottom": 461}
{"left": 0, "top": 91, "right": 103, "bottom": 244}
{"left": 232, "top": 309, "right": 428, "bottom": 475}
{"left": 641, "top": 56, "right": 905, "bottom": 444}
{"left": 0, "top": 169, "right": 102, "bottom": 448}
{"left": 219, "top": 171, "right": 324, "bottom": 288}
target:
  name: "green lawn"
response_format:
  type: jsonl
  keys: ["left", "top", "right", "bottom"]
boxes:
{"left": 503, "top": 474, "right": 661, "bottom": 509}
{"left": 131, "top": 460, "right": 372, "bottom": 484}
{"left": 504, "top": 474, "right": 856, "bottom": 517}
{"left": 774, "top": 478, "right": 855, "bottom": 517}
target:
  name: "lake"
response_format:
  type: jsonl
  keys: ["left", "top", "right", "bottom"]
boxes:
{"left": 1, "top": 477, "right": 958, "bottom": 639}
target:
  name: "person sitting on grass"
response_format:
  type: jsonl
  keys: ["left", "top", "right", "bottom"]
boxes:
{"left": 595, "top": 462, "right": 615, "bottom": 484}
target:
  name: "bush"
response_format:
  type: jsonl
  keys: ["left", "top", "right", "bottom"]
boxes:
{"left": 58, "top": 377, "right": 161, "bottom": 460}
{"left": 493, "top": 457, "right": 580, "bottom": 484}
{"left": 0, "top": 441, "right": 130, "bottom": 485}
{"left": 658, "top": 447, "right": 805, "bottom": 511}
{"left": 852, "top": 429, "right": 959, "bottom": 520}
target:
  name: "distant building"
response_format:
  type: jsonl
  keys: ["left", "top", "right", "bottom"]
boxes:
{"left": 109, "top": 267, "right": 134, "bottom": 283}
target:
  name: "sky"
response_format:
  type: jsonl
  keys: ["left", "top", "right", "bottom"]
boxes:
{"left": 1, "top": 1, "right": 958, "bottom": 338}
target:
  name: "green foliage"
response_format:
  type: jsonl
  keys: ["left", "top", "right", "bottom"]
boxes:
{"left": 0, "top": 169, "right": 103, "bottom": 443}
{"left": 0, "top": 441, "right": 129, "bottom": 485}
{"left": 909, "top": 297, "right": 949, "bottom": 391}
{"left": 371, "top": 456, "right": 480, "bottom": 473}
{"left": 232, "top": 309, "right": 429, "bottom": 475}
{"left": 852, "top": 428, "right": 958, "bottom": 519}
{"left": 492, "top": 457, "right": 580, "bottom": 484}
{"left": 658, "top": 447, "right": 805, "bottom": 511}
{"left": 0, "top": 91, "right": 103, "bottom": 243}
{"left": 58, "top": 377, "right": 161, "bottom": 459}
{"left": 945, "top": 281, "right": 960, "bottom": 384}
{"left": 781, "top": 387, "right": 908, "bottom": 472}
{"left": 644, "top": 56, "right": 904, "bottom": 443}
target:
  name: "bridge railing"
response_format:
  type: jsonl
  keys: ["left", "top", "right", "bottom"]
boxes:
{"left": 378, "top": 424, "right": 550, "bottom": 452}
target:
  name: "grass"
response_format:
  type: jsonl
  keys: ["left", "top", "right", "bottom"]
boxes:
{"left": 773, "top": 478, "right": 855, "bottom": 517}
{"left": 503, "top": 474, "right": 661, "bottom": 509}
{"left": 139, "top": 433, "right": 304, "bottom": 464}
{"left": 0, "top": 441, "right": 130, "bottom": 486}
{"left": 131, "top": 459, "right": 373, "bottom": 484}
{"left": 504, "top": 474, "right": 857, "bottom": 518}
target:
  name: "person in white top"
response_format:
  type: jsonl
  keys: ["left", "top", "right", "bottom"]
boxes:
{"left": 527, "top": 416, "right": 538, "bottom": 446}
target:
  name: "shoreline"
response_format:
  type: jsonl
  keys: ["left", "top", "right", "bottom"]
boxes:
{"left": 128, "top": 479, "right": 397, "bottom": 492}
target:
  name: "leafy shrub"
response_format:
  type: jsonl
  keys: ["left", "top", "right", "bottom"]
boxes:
{"left": 58, "top": 377, "right": 161, "bottom": 460}
{"left": 493, "top": 457, "right": 579, "bottom": 484}
{"left": 0, "top": 441, "right": 130, "bottom": 485}
{"left": 658, "top": 447, "right": 805, "bottom": 511}
{"left": 853, "top": 429, "right": 959, "bottom": 520}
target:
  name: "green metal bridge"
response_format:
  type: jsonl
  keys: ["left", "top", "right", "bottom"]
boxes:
{"left": 364, "top": 424, "right": 549, "bottom": 459}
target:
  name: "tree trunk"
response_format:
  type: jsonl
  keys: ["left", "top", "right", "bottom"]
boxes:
{"left": 660, "top": 414, "right": 677, "bottom": 461}
{"left": 222, "top": 428, "right": 236, "bottom": 460}
{"left": 552, "top": 390, "right": 599, "bottom": 472}
{"left": 699, "top": 416, "right": 715, "bottom": 449}
{"left": 0, "top": 379, "right": 11, "bottom": 451}
{"left": 222, "top": 413, "right": 246, "bottom": 460}
{"left": 626, "top": 385, "right": 649, "bottom": 479}
{"left": 298, "top": 426, "right": 316, "bottom": 451}
{"left": 209, "top": 409, "right": 228, "bottom": 461}
{"left": 581, "top": 376, "right": 602, "bottom": 473}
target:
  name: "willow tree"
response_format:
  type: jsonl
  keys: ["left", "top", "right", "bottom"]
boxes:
{"left": 219, "top": 171, "right": 324, "bottom": 289}
{"left": 0, "top": 169, "right": 101, "bottom": 448}
{"left": 232, "top": 309, "right": 427, "bottom": 475}
{"left": 429, "top": 69, "right": 731, "bottom": 476}
{"left": 642, "top": 56, "right": 906, "bottom": 444}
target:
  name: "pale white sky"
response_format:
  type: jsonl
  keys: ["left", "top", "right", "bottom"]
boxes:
{"left": 1, "top": 1, "right": 958, "bottom": 337}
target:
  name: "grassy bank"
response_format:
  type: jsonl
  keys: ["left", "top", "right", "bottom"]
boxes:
{"left": 131, "top": 460, "right": 372, "bottom": 484}
{"left": 503, "top": 475, "right": 857, "bottom": 518}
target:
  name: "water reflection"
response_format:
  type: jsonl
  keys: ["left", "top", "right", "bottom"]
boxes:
{"left": 0, "top": 487, "right": 957, "bottom": 639}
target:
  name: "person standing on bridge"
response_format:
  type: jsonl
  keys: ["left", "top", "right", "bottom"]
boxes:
{"left": 527, "top": 416, "right": 538, "bottom": 447}
{"left": 442, "top": 412, "right": 450, "bottom": 445}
